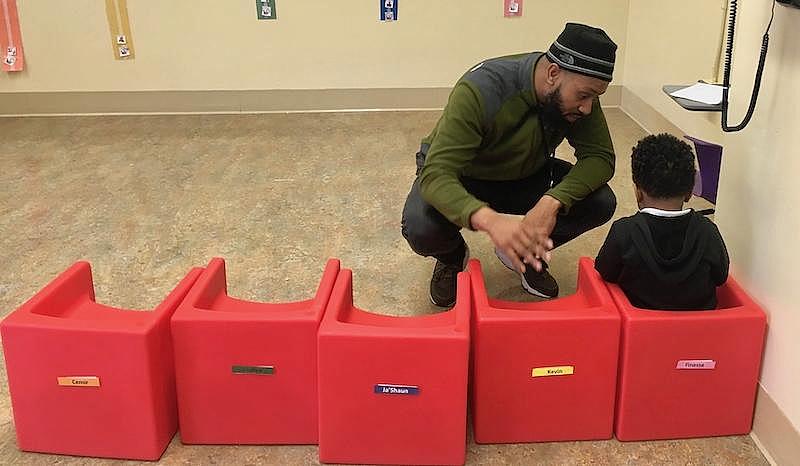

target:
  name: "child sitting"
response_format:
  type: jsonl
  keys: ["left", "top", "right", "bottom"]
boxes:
{"left": 595, "top": 133, "right": 729, "bottom": 310}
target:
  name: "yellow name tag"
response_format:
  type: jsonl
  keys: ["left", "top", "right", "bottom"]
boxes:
{"left": 57, "top": 376, "right": 100, "bottom": 387}
{"left": 532, "top": 366, "right": 574, "bottom": 377}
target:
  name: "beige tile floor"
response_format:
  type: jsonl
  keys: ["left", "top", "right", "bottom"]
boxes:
{"left": 0, "top": 109, "right": 764, "bottom": 465}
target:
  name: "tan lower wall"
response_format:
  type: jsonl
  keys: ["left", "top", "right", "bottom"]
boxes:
{"left": 0, "top": 88, "right": 452, "bottom": 116}
{"left": 0, "top": 85, "right": 622, "bottom": 116}
{"left": 751, "top": 384, "right": 800, "bottom": 466}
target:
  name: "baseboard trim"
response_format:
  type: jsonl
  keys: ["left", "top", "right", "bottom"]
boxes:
{"left": 602, "top": 85, "right": 621, "bottom": 108}
{"left": 0, "top": 85, "right": 622, "bottom": 117}
{"left": 750, "top": 384, "right": 800, "bottom": 466}
{"left": 619, "top": 87, "right": 685, "bottom": 136}
{"left": 0, "top": 88, "right": 452, "bottom": 116}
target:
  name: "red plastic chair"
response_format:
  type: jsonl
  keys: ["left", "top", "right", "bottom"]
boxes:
{"left": 609, "top": 276, "right": 767, "bottom": 441}
{"left": 0, "top": 262, "right": 201, "bottom": 460}
{"left": 170, "top": 258, "right": 340, "bottom": 445}
{"left": 469, "top": 257, "right": 620, "bottom": 443}
{"left": 317, "top": 268, "right": 470, "bottom": 465}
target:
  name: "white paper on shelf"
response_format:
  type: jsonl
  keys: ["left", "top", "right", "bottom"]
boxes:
{"left": 669, "top": 83, "right": 724, "bottom": 105}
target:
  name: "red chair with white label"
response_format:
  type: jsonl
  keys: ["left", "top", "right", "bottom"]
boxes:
{"left": 317, "top": 268, "right": 470, "bottom": 465}
{"left": 469, "top": 257, "right": 620, "bottom": 443}
{"left": 0, "top": 262, "right": 201, "bottom": 460}
{"left": 609, "top": 275, "right": 767, "bottom": 441}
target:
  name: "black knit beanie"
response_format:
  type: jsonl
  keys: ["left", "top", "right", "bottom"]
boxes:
{"left": 546, "top": 23, "right": 617, "bottom": 82}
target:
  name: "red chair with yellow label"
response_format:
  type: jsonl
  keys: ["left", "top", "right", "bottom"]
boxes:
{"left": 469, "top": 257, "right": 620, "bottom": 443}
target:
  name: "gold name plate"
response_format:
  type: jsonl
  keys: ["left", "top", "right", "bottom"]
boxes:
{"left": 532, "top": 366, "right": 575, "bottom": 377}
{"left": 57, "top": 376, "right": 100, "bottom": 387}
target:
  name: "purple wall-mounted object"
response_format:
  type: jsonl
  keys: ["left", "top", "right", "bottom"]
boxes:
{"left": 685, "top": 135, "right": 723, "bottom": 205}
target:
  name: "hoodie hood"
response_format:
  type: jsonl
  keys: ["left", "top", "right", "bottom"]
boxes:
{"left": 629, "top": 211, "right": 709, "bottom": 284}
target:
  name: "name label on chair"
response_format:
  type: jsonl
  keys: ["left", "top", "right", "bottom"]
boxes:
{"left": 232, "top": 365, "right": 274, "bottom": 375}
{"left": 374, "top": 384, "right": 419, "bottom": 395}
{"left": 676, "top": 359, "right": 716, "bottom": 370}
{"left": 57, "top": 376, "right": 100, "bottom": 387}
{"left": 532, "top": 366, "right": 574, "bottom": 377}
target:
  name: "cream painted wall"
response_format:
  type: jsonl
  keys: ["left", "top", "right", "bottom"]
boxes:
{"left": 622, "top": 0, "right": 728, "bottom": 143}
{"left": 715, "top": 0, "right": 800, "bottom": 434}
{"left": 0, "top": 0, "right": 628, "bottom": 92}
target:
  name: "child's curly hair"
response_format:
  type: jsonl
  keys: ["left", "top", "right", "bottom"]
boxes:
{"left": 631, "top": 133, "right": 697, "bottom": 199}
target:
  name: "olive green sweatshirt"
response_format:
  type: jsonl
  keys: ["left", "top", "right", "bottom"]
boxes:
{"left": 418, "top": 52, "right": 616, "bottom": 228}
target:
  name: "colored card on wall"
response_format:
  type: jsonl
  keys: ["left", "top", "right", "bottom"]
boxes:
{"left": 257, "top": 0, "right": 277, "bottom": 20}
{"left": 504, "top": 0, "right": 523, "bottom": 17}
{"left": 1, "top": 0, "right": 24, "bottom": 71}
{"left": 380, "top": 0, "right": 398, "bottom": 21}
{"left": 105, "top": 0, "right": 135, "bottom": 60}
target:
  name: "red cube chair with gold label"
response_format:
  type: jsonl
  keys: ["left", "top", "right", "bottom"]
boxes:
{"left": 609, "top": 276, "right": 767, "bottom": 441}
{"left": 170, "top": 257, "right": 339, "bottom": 444}
{"left": 469, "top": 257, "right": 620, "bottom": 443}
{"left": 0, "top": 262, "right": 202, "bottom": 460}
{"left": 317, "top": 268, "right": 470, "bottom": 465}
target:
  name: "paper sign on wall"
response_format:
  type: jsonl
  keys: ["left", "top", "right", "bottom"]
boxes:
{"left": 0, "top": 0, "right": 24, "bottom": 71}
{"left": 105, "top": 0, "right": 134, "bottom": 60}
{"left": 380, "top": 0, "right": 398, "bottom": 22}
{"left": 257, "top": 0, "right": 277, "bottom": 20}
{"left": 504, "top": 0, "right": 523, "bottom": 17}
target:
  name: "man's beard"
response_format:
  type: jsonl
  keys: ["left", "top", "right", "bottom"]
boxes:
{"left": 539, "top": 86, "right": 571, "bottom": 129}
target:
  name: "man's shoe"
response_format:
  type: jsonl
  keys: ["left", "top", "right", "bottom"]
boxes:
{"left": 495, "top": 249, "right": 559, "bottom": 298}
{"left": 429, "top": 246, "right": 470, "bottom": 307}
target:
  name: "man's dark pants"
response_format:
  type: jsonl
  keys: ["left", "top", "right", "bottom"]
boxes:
{"left": 401, "top": 158, "right": 616, "bottom": 263}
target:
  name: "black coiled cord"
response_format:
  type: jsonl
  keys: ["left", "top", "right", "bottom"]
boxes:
{"left": 722, "top": 0, "right": 776, "bottom": 132}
